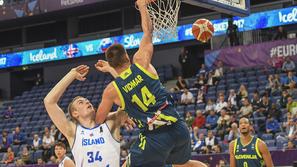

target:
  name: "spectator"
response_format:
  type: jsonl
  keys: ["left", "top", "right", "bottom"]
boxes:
{"left": 228, "top": 122, "right": 240, "bottom": 142}
{"left": 215, "top": 93, "right": 227, "bottom": 113}
{"left": 50, "top": 125, "right": 58, "bottom": 140}
{"left": 287, "top": 141, "right": 295, "bottom": 150}
{"left": 3, "top": 105, "right": 13, "bottom": 119}
{"left": 192, "top": 127, "right": 200, "bottom": 144}
{"left": 196, "top": 89, "right": 205, "bottom": 104}
{"left": 279, "top": 90, "right": 289, "bottom": 108}
{"left": 259, "top": 95, "right": 271, "bottom": 117}
{"left": 287, "top": 82, "right": 297, "bottom": 99}
{"left": 120, "top": 148, "right": 129, "bottom": 161}
{"left": 271, "top": 74, "right": 282, "bottom": 96}
{"left": 37, "top": 158, "right": 44, "bottom": 165}
{"left": 227, "top": 19, "right": 239, "bottom": 46}
{"left": 269, "top": 103, "right": 282, "bottom": 121}
{"left": 178, "top": 47, "right": 191, "bottom": 78}
{"left": 251, "top": 90, "right": 262, "bottom": 111}
{"left": 181, "top": 89, "right": 195, "bottom": 105}
{"left": 238, "top": 98, "right": 253, "bottom": 118}
{"left": 205, "top": 99, "right": 216, "bottom": 113}
{"left": 282, "top": 57, "right": 296, "bottom": 72}
{"left": 196, "top": 64, "right": 207, "bottom": 77}
{"left": 281, "top": 71, "right": 297, "bottom": 88}
{"left": 1, "top": 147, "right": 14, "bottom": 164}
{"left": 13, "top": 126, "right": 25, "bottom": 145}
{"left": 32, "top": 134, "right": 42, "bottom": 151}
{"left": 274, "top": 26, "right": 287, "bottom": 40}
{"left": 285, "top": 118, "right": 296, "bottom": 140}
{"left": 217, "top": 109, "right": 231, "bottom": 125}
{"left": 213, "top": 61, "right": 224, "bottom": 85}
{"left": 42, "top": 131, "right": 55, "bottom": 162}
{"left": 205, "top": 130, "right": 218, "bottom": 148}
{"left": 193, "top": 133, "right": 206, "bottom": 153}
{"left": 194, "top": 75, "right": 206, "bottom": 90}
{"left": 287, "top": 96, "right": 297, "bottom": 115}
{"left": 269, "top": 54, "right": 284, "bottom": 68}
{"left": 228, "top": 89, "right": 237, "bottom": 107}
{"left": 15, "top": 159, "right": 25, "bottom": 166}
{"left": 205, "top": 110, "right": 219, "bottom": 130}
{"left": 174, "top": 76, "right": 188, "bottom": 91}
{"left": 216, "top": 160, "right": 226, "bottom": 167}
{"left": 192, "top": 110, "right": 206, "bottom": 129}
{"left": 266, "top": 115, "right": 281, "bottom": 134}
{"left": 0, "top": 130, "right": 12, "bottom": 152}
{"left": 207, "top": 71, "right": 215, "bottom": 86}
{"left": 237, "top": 84, "right": 248, "bottom": 102}
{"left": 225, "top": 101, "right": 237, "bottom": 115}
{"left": 47, "top": 155, "right": 57, "bottom": 164}
{"left": 19, "top": 146, "right": 32, "bottom": 164}
{"left": 217, "top": 119, "right": 229, "bottom": 141}
{"left": 185, "top": 111, "right": 194, "bottom": 128}
{"left": 212, "top": 144, "right": 222, "bottom": 154}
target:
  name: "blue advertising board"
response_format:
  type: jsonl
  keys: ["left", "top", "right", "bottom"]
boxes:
{"left": 0, "top": 6, "right": 297, "bottom": 69}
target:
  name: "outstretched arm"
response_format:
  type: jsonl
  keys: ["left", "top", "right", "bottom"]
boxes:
{"left": 95, "top": 60, "right": 118, "bottom": 78}
{"left": 133, "top": 0, "right": 154, "bottom": 69}
{"left": 44, "top": 65, "right": 89, "bottom": 143}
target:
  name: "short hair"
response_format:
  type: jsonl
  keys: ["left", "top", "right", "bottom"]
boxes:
{"left": 105, "top": 44, "right": 129, "bottom": 68}
{"left": 67, "top": 96, "right": 83, "bottom": 123}
{"left": 55, "top": 142, "right": 66, "bottom": 149}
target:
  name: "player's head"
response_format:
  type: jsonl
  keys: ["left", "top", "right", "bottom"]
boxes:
{"left": 105, "top": 44, "right": 130, "bottom": 69}
{"left": 239, "top": 117, "right": 252, "bottom": 136}
{"left": 55, "top": 142, "right": 66, "bottom": 160}
{"left": 68, "top": 96, "right": 95, "bottom": 123}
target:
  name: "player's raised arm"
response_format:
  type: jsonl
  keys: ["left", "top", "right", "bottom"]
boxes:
{"left": 229, "top": 140, "right": 236, "bottom": 167}
{"left": 258, "top": 140, "right": 274, "bottom": 167}
{"left": 133, "top": 0, "right": 154, "bottom": 69}
{"left": 44, "top": 65, "right": 89, "bottom": 142}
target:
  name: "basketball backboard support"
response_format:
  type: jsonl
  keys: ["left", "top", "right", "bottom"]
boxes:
{"left": 183, "top": 0, "right": 250, "bottom": 16}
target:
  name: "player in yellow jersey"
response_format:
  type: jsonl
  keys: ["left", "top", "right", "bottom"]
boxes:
{"left": 229, "top": 117, "right": 274, "bottom": 167}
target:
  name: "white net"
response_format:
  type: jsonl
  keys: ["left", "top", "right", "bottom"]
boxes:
{"left": 147, "top": 0, "right": 181, "bottom": 40}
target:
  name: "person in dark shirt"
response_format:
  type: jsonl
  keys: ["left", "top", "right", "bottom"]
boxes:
{"left": 227, "top": 19, "right": 239, "bottom": 46}
{"left": 274, "top": 26, "right": 287, "bottom": 40}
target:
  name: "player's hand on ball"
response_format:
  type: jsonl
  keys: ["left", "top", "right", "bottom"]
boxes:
{"left": 71, "top": 65, "right": 89, "bottom": 81}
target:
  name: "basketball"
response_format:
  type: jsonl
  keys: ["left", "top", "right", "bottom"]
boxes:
{"left": 192, "top": 18, "right": 214, "bottom": 43}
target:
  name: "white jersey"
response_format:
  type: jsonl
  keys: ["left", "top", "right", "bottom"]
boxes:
{"left": 59, "top": 156, "right": 72, "bottom": 167}
{"left": 71, "top": 123, "right": 120, "bottom": 167}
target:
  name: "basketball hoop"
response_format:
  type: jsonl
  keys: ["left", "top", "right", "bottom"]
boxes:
{"left": 146, "top": 0, "right": 181, "bottom": 40}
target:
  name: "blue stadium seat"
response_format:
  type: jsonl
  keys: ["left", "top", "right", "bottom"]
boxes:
{"left": 265, "top": 140, "right": 275, "bottom": 147}
{"left": 261, "top": 134, "right": 273, "bottom": 140}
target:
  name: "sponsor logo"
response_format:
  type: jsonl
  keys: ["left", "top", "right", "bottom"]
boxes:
{"left": 279, "top": 8, "right": 297, "bottom": 23}
{"left": 29, "top": 48, "right": 58, "bottom": 63}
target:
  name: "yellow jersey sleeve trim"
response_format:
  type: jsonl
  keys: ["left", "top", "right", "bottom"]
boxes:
{"left": 233, "top": 139, "right": 238, "bottom": 155}
{"left": 135, "top": 63, "right": 159, "bottom": 80}
{"left": 112, "top": 81, "right": 125, "bottom": 110}
{"left": 255, "top": 138, "right": 263, "bottom": 159}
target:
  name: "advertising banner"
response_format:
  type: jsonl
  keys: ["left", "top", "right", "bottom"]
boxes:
{"left": 205, "top": 38, "right": 297, "bottom": 68}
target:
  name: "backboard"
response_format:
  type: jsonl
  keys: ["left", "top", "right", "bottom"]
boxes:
{"left": 183, "top": 0, "right": 250, "bottom": 16}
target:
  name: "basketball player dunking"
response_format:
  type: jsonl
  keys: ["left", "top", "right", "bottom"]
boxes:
{"left": 44, "top": 65, "right": 129, "bottom": 167}
{"left": 55, "top": 142, "right": 75, "bottom": 167}
{"left": 95, "top": 0, "right": 207, "bottom": 166}
{"left": 229, "top": 118, "right": 274, "bottom": 167}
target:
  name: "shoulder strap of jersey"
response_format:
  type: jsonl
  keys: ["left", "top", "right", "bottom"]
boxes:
{"left": 233, "top": 138, "right": 238, "bottom": 155}
{"left": 134, "top": 63, "right": 159, "bottom": 80}
{"left": 112, "top": 81, "right": 126, "bottom": 110}
{"left": 255, "top": 138, "right": 263, "bottom": 159}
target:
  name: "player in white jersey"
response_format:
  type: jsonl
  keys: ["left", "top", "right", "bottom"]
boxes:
{"left": 44, "top": 65, "right": 130, "bottom": 167}
{"left": 55, "top": 142, "right": 75, "bottom": 167}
